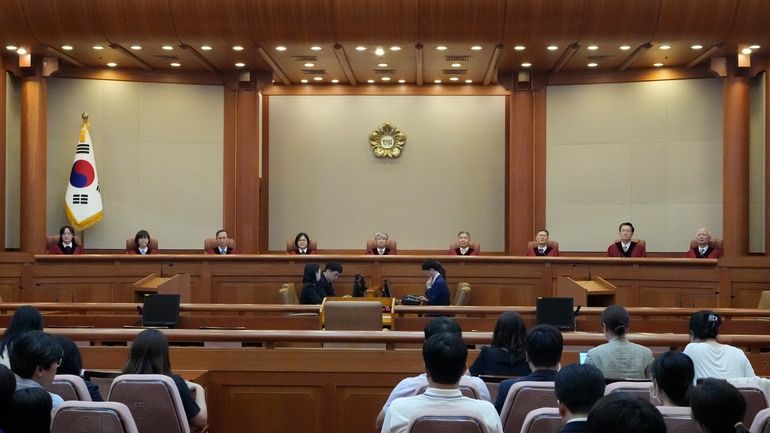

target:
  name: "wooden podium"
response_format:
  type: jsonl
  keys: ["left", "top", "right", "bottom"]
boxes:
{"left": 556, "top": 276, "right": 616, "bottom": 307}
{"left": 133, "top": 273, "right": 191, "bottom": 302}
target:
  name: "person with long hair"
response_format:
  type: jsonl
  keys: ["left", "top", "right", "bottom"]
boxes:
{"left": 0, "top": 306, "right": 43, "bottom": 368}
{"left": 650, "top": 351, "right": 694, "bottom": 406}
{"left": 585, "top": 305, "right": 653, "bottom": 379}
{"left": 55, "top": 335, "right": 103, "bottom": 401}
{"left": 299, "top": 263, "right": 323, "bottom": 304}
{"left": 690, "top": 378, "right": 750, "bottom": 433}
{"left": 48, "top": 225, "right": 84, "bottom": 254}
{"left": 122, "top": 329, "right": 208, "bottom": 429}
{"left": 469, "top": 312, "right": 531, "bottom": 377}
{"left": 683, "top": 310, "right": 755, "bottom": 380}
{"left": 291, "top": 232, "right": 314, "bottom": 254}
{"left": 127, "top": 229, "right": 157, "bottom": 255}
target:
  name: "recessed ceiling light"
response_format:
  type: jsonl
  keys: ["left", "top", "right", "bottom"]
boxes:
{"left": 130, "top": 45, "right": 142, "bottom": 50}
{"left": 235, "top": 62, "right": 245, "bottom": 68}
{"left": 471, "top": 45, "right": 482, "bottom": 51}
{"left": 659, "top": 45, "right": 671, "bottom": 50}
{"left": 390, "top": 46, "right": 401, "bottom": 51}
{"left": 450, "top": 77, "right": 459, "bottom": 81}
{"left": 398, "top": 79, "right": 406, "bottom": 83}
{"left": 375, "top": 47, "right": 385, "bottom": 56}
{"left": 587, "top": 45, "right": 599, "bottom": 50}
{"left": 232, "top": 45, "right": 244, "bottom": 51}
{"left": 93, "top": 45, "right": 104, "bottom": 50}
{"left": 653, "top": 62, "right": 664, "bottom": 67}
{"left": 451, "top": 63, "right": 461, "bottom": 67}
{"left": 310, "top": 46, "right": 322, "bottom": 51}
{"left": 170, "top": 62, "right": 181, "bottom": 67}
{"left": 465, "top": 79, "right": 472, "bottom": 83}
{"left": 619, "top": 45, "right": 631, "bottom": 50}
{"left": 6, "top": 45, "right": 18, "bottom": 51}
{"left": 514, "top": 45, "right": 526, "bottom": 51}
{"left": 304, "top": 63, "right": 315, "bottom": 67}
{"left": 436, "top": 46, "right": 447, "bottom": 51}
{"left": 331, "top": 79, "right": 339, "bottom": 83}
{"left": 521, "top": 62, "right": 532, "bottom": 68}
{"left": 742, "top": 47, "right": 752, "bottom": 55}
{"left": 16, "top": 48, "right": 27, "bottom": 55}
{"left": 691, "top": 44, "right": 703, "bottom": 50}
{"left": 314, "top": 76, "right": 323, "bottom": 81}
{"left": 162, "top": 45, "right": 174, "bottom": 51}
{"left": 587, "top": 62, "right": 598, "bottom": 68}
{"left": 434, "top": 79, "right": 442, "bottom": 83}
{"left": 61, "top": 45, "right": 73, "bottom": 51}
{"left": 275, "top": 46, "right": 287, "bottom": 51}
{"left": 106, "top": 62, "right": 117, "bottom": 67}
{"left": 378, "top": 63, "right": 388, "bottom": 67}
{"left": 200, "top": 45, "right": 212, "bottom": 51}
{"left": 382, "top": 77, "right": 391, "bottom": 81}
{"left": 301, "top": 79, "right": 308, "bottom": 83}
{"left": 750, "top": 44, "right": 761, "bottom": 50}
{"left": 367, "top": 79, "right": 375, "bottom": 83}
{"left": 547, "top": 45, "right": 559, "bottom": 51}
{"left": 355, "top": 46, "right": 367, "bottom": 51}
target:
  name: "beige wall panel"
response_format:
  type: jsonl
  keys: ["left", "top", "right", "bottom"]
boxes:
{"left": 268, "top": 95, "right": 505, "bottom": 251}
{"left": 547, "top": 79, "right": 723, "bottom": 252}
{"left": 749, "top": 73, "right": 765, "bottom": 253}
{"left": 46, "top": 78, "right": 224, "bottom": 249}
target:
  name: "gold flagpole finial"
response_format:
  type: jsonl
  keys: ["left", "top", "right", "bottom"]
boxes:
{"left": 81, "top": 112, "right": 90, "bottom": 129}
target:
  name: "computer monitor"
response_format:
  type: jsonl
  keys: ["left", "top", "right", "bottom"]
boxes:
{"left": 382, "top": 279, "right": 393, "bottom": 298}
{"left": 536, "top": 297, "right": 575, "bottom": 331}
{"left": 142, "top": 294, "right": 181, "bottom": 327}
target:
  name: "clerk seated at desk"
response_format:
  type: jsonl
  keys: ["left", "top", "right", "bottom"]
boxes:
{"left": 300, "top": 262, "right": 343, "bottom": 305}
{"left": 606, "top": 222, "right": 646, "bottom": 257}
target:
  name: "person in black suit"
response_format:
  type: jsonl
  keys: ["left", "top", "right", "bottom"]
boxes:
{"left": 555, "top": 364, "right": 605, "bottom": 433}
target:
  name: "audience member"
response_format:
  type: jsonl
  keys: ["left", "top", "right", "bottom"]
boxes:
{"left": 555, "top": 364, "right": 605, "bottom": 433}
{"left": 0, "top": 306, "right": 44, "bottom": 368}
{"left": 9, "top": 331, "right": 63, "bottom": 411}
{"left": 377, "top": 318, "right": 490, "bottom": 428}
{"left": 690, "top": 378, "right": 750, "bottom": 433}
{"left": 526, "top": 229, "right": 559, "bottom": 256}
{"left": 291, "top": 232, "right": 314, "bottom": 254}
{"left": 206, "top": 229, "right": 237, "bottom": 254}
{"left": 54, "top": 335, "right": 103, "bottom": 401}
{"left": 587, "top": 393, "right": 666, "bottom": 433}
{"left": 48, "top": 225, "right": 83, "bottom": 254}
{"left": 585, "top": 305, "right": 653, "bottom": 379}
{"left": 449, "top": 231, "right": 479, "bottom": 256}
{"left": 127, "top": 229, "right": 157, "bottom": 255}
{"left": 650, "top": 351, "right": 694, "bottom": 406}
{"left": 380, "top": 333, "right": 502, "bottom": 433}
{"left": 122, "top": 329, "right": 208, "bottom": 429}
{"left": 299, "top": 263, "right": 324, "bottom": 304}
{"left": 495, "top": 324, "right": 563, "bottom": 413}
{"left": 419, "top": 260, "right": 450, "bottom": 305}
{"left": 606, "top": 222, "right": 646, "bottom": 257}
{"left": 0, "top": 364, "right": 15, "bottom": 432}
{"left": 368, "top": 232, "right": 393, "bottom": 255}
{"left": 6, "top": 387, "right": 52, "bottom": 433}
{"left": 469, "top": 312, "right": 531, "bottom": 377}
{"left": 685, "top": 228, "right": 721, "bottom": 258}
{"left": 684, "top": 310, "right": 755, "bottom": 380}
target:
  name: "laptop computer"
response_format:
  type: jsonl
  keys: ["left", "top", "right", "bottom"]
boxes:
{"left": 536, "top": 297, "right": 575, "bottom": 331}
{"left": 142, "top": 294, "right": 181, "bottom": 327}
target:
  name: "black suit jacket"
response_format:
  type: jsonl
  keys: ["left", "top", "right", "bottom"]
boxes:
{"left": 560, "top": 420, "right": 587, "bottom": 433}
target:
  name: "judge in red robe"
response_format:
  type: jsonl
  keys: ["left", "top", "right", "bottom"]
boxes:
{"left": 606, "top": 222, "right": 646, "bottom": 257}
{"left": 684, "top": 228, "right": 721, "bottom": 258}
{"left": 449, "top": 231, "right": 479, "bottom": 256}
{"left": 526, "top": 229, "right": 559, "bottom": 256}
{"left": 48, "top": 225, "right": 84, "bottom": 254}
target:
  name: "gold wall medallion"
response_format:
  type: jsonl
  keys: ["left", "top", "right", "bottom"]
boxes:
{"left": 369, "top": 123, "right": 406, "bottom": 158}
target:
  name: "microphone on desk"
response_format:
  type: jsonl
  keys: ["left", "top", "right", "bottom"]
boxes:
{"left": 573, "top": 305, "right": 582, "bottom": 331}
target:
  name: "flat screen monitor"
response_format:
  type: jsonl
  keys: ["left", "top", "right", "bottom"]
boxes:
{"left": 142, "top": 294, "right": 181, "bottom": 327}
{"left": 382, "top": 279, "right": 393, "bottom": 298}
{"left": 536, "top": 297, "right": 575, "bottom": 331}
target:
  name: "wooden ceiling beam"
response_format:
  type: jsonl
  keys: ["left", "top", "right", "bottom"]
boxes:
{"left": 180, "top": 44, "right": 220, "bottom": 74}
{"left": 483, "top": 44, "right": 503, "bottom": 86}
{"left": 109, "top": 44, "right": 155, "bottom": 72}
{"left": 333, "top": 43, "right": 357, "bottom": 86}
{"left": 256, "top": 45, "right": 290, "bottom": 86}
{"left": 617, "top": 43, "right": 652, "bottom": 72}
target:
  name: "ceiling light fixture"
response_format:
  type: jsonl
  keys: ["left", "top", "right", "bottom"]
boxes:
{"left": 355, "top": 46, "right": 366, "bottom": 51}
{"left": 200, "top": 45, "right": 212, "bottom": 51}
{"left": 436, "top": 46, "right": 447, "bottom": 51}
{"left": 619, "top": 45, "right": 631, "bottom": 51}
{"left": 130, "top": 45, "right": 142, "bottom": 50}
{"left": 374, "top": 47, "right": 385, "bottom": 56}
{"left": 93, "top": 45, "right": 104, "bottom": 50}
{"left": 514, "top": 45, "right": 526, "bottom": 51}
{"left": 659, "top": 45, "right": 671, "bottom": 50}
{"left": 107, "top": 62, "right": 117, "bottom": 67}
{"left": 451, "top": 63, "right": 461, "bottom": 67}
{"left": 367, "top": 79, "right": 375, "bottom": 83}
{"left": 310, "top": 46, "right": 322, "bottom": 51}
{"left": 381, "top": 77, "right": 390, "bottom": 81}
{"left": 587, "top": 45, "right": 598, "bottom": 50}
{"left": 62, "top": 45, "right": 74, "bottom": 51}
{"left": 742, "top": 47, "right": 752, "bottom": 55}
{"left": 653, "top": 62, "right": 664, "bottom": 67}
{"left": 471, "top": 45, "right": 482, "bottom": 51}
{"left": 465, "top": 79, "right": 472, "bottom": 83}
{"left": 232, "top": 45, "right": 244, "bottom": 51}
{"left": 170, "top": 62, "right": 181, "bottom": 67}
{"left": 547, "top": 45, "right": 558, "bottom": 51}
{"left": 434, "top": 79, "right": 442, "bottom": 83}
{"left": 16, "top": 48, "right": 27, "bottom": 55}
{"left": 235, "top": 62, "right": 245, "bottom": 67}
{"left": 390, "top": 46, "right": 401, "bottom": 51}
{"left": 301, "top": 79, "right": 309, "bottom": 83}
{"left": 587, "top": 62, "right": 598, "bottom": 67}
{"left": 521, "top": 62, "right": 532, "bottom": 68}
{"left": 378, "top": 63, "right": 388, "bottom": 67}
{"left": 691, "top": 44, "right": 703, "bottom": 50}
{"left": 750, "top": 44, "right": 761, "bottom": 50}
{"left": 275, "top": 46, "right": 287, "bottom": 51}
{"left": 331, "top": 79, "right": 339, "bottom": 83}
{"left": 450, "top": 77, "right": 458, "bottom": 81}
{"left": 6, "top": 45, "right": 18, "bottom": 51}
{"left": 314, "top": 76, "right": 323, "bottom": 81}
{"left": 162, "top": 45, "right": 174, "bottom": 50}
{"left": 304, "top": 63, "right": 315, "bottom": 67}
{"left": 398, "top": 79, "right": 406, "bottom": 83}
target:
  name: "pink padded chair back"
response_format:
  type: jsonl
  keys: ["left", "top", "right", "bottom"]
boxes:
{"left": 416, "top": 383, "right": 484, "bottom": 400}
{"left": 126, "top": 237, "right": 159, "bottom": 252}
{"left": 448, "top": 241, "right": 480, "bottom": 254}
{"left": 604, "top": 381, "right": 660, "bottom": 405}
{"left": 499, "top": 381, "right": 557, "bottom": 433}
{"left": 366, "top": 239, "right": 398, "bottom": 254}
{"left": 656, "top": 406, "right": 695, "bottom": 433}
{"left": 51, "top": 401, "right": 139, "bottom": 433}
{"left": 107, "top": 374, "right": 190, "bottom": 433}
{"left": 52, "top": 374, "right": 93, "bottom": 401}
{"left": 736, "top": 385, "right": 770, "bottom": 427}
{"left": 203, "top": 237, "right": 236, "bottom": 252}
{"left": 406, "top": 408, "right": 496, "bottom": 433}
{"left": 519, "top": 407, "right": 563, "bottom": 433}
{"left": 750, "top": 408, "right": 770, "bottom": 433}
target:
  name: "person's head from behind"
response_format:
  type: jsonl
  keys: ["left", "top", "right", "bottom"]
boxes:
{"left": 123, "top": 329, "right": 171, "bottom": 375}
{"left": 587, "top": 393, "right": 666, "bottom": 433}
{"left": 323, "top": 262, "right": 343, "bottom": 283}
{"left": 215, "top": 229, "right": 229, "bottom": 248}
{"left": 555, "top": 363, "right": 605, "bottom": 418}
{"left": 295, "top": 232, "right": 310, "bottom": 250}
{"left": 7, "top": 387, "right": 52, "bottom": 433}
{"left": 54, "top": 335, "right": 84, "bottom": 377}
{"left": 601, "top": 305, "right": 630, "bottom": 337}
{"left": 0, "top": 306, "right": 44, "bottom": 353}
{"left": 374, "top": 232, "right": 388, "bottom": 248}
{"left": 650, "top": 351, "right": 694, "bottom": 406}
{"left": 618, "top": 222, "right": 635, "bottom": 242}
{"left": 424, "top": 317, "right": 462, "bottom": 339}
{"left": 535, "top": 229, "right": 550, "bottom": 245}
{"left": 302, "top": 263, "right": 321, "bottom": 284}
{"left": 59, "top": 225, "right": 76, "bottom": 245}
{"left": 689, "top": 310, "right": 721, "bottom": 341}
{"left": 9, "top": 331, "right": 61, "bottom": 387}
{"left": 457, "top": 231, "right": 471, "bottom": 248}
{"left": 525, "top": 324, "right": 563, "bottom": 370}
{"left": 423, "top": 333, "right": 468, "bottom": 386}
{"left": 690, "top": 379, "right": 747, "bottom": 433}
{"left": 135, "top": 229, "right": 151, "bottom": 248}
{"left": 0, "top": 364, "right": 16, "bottom": 428}
{"left": 491, "top": 312, "right": 526, "bottom": 353}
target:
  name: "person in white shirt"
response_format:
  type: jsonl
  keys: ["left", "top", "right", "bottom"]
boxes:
{"left": 380, "top": 332, "right": 502, "bottom": 433}
{"left": 683, "top": 310, "right": 755, "bottom": 381}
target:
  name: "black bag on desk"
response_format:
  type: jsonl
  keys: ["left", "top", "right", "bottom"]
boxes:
{"left": 400, "top": 294, "right": 424, "bottom": 305}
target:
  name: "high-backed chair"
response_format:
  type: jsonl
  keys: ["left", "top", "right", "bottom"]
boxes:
{"left": 750, "top": 408, "right": 770, "bottom": 433}
{"left": 448, "top": 240, "right": 480, "bottom": 255}
{"left": 279, "top": 283, "right": 299, "bottom": 304}
{"left": 406, "top": 408, "right": 498, "bottom": 433}
{"left": 688, "top": 238, "right": 723, "bottom": 253}
{"left": 526, "top": 240, "right": 560, "bottom": 254}
{"left": 499, "top": 381, "right": 557, "bottom": 433}
{"left": 366, "top": 239, "right": 398, "bottom": 254}
{"left": 51, "top": 401, "right": 139, "bottom": 433}
{"left": 52, "top": 374, "right": 93, "bottom": 401}
{"left": 126, "top": 237, "right": 159, "bottom": 253}
{"left": 454, "top": 282, "right": 472, "bottom": 306}
{"left": 203, "top": 237, "right": 236, "bottom": 253}
{"left": 108, "top": 374, "right": 191, "bottom": 433}
{"left": 46, "top": 234, "right": 82, "bottom": 251}
{"left": 416, "top": 383, "right": 485, "bottom": 400}
{"left": 519, "top": 407, "right": 563, "bottom": 433}
{"left": 286, "top": 238, "right": 318, "bottom": 253}
{"left": 322, "top": 300, "right": 382, "bottom": 330}
{"left": 657, "top": 406, "right": 695, "bottom": 433}
{"left": 604, "top": 381, "right": 660, "bottom": 405}
{"left": 729, "top": 381, "right": 770, "bottom": 427}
